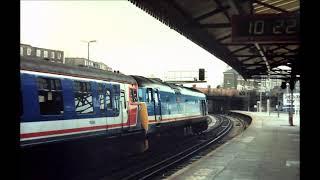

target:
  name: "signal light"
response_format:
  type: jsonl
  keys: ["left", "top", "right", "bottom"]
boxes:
{"left": 281, "top": 82, "right": 286, "bottom": 89}
{"left": 199, "top": 69, "right": 205, "bottom": 81}
{"left": 289, "top": 80, "right": 295, "bottom": 90}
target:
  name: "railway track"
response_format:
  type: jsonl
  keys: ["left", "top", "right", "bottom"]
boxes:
{"left": 21, "top": 114, "right": 250, "bottom": 180}
{"left": 115, "top": 115, "right": 233, "bottom": 180}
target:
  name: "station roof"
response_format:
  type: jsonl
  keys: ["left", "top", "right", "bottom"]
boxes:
{"left": 129, "top": 0, "right": 300, "bottom": 80}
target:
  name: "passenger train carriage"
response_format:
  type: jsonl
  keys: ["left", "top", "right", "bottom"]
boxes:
{"left": 20, "top": 57, "right": 139, "bottom": 147}
{"left": 20, "top": 57, "right": 208, "bottom": 147}
{"left": 132, "top": 76, "right": 208, "bottom": 134}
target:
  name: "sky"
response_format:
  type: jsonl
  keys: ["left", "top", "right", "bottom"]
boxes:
{"left": 20, "top": 1, "right": 229, "bottom": 88}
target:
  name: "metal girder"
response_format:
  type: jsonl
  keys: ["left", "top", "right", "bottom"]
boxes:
{"left": 221, "top": 43, "right": 299, "bottom": 46}
{"left": 251, "top": 75, "right": 289, "bottom": 79}
{"left": 233, "top": 55, "right": 296, "bottom": 58}
{"left": 228, "top": 0, "right": 246, "bottom": 14}
{"left": 266, "top": 45, "right": 288, "bottom": 52}
{"left": 250, "top": 0, "right": 254, "bottom": 14}
{"left": 264, "top": 45, "right": 299, "bottom": 54}
{"left": 254, "top": 43, "right": 270, "bottom": 73}
{"left": 193, "top": 23, "right": 231, "bottom": 28}
{"left": 242, "top": 63, "right": 264, "bottom": 66}
{"left": 214, "top": 0, "right": 231, "bottom": 21}
{"left": 254, "top": 0, "right": 289, "bottom": 13}
{"left": 193, "top": 6, "right": 230, "bottom": 21}
{"left": 216, "top": 34, "right": 231, "bottom": 41}
{"left": 252, "top": 60, "right": 265, "bottom": 65}
{"left": 129, "top": 0, "right": 300, "bottom": 79}
{"left": 231, "top": 44, "right": 253, "bottom": 54}
{"left": 281, "top": 47, "right": 299, "bottom": 53}
{"left": 240, "top": 56, "right": 257, "bottom": 63}
{"left": 269, "top": 59, "right": 290, "bottom": 68}
{"left": 166, "top": 0, "right": 246, "bottom": 75}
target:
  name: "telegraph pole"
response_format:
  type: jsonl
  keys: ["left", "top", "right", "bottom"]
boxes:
{"left": 81, "top": 40, "right": 97, "bottom": 61}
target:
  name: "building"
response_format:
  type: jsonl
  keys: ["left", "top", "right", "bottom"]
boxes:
{"left": 223, "top": 69, "right": 238, "bottom": 89}
{"left": 20, "top": 44, "right": 64, "bottom": 63}
{"left": 223, "top": 68, "right": 283, "bottom": 91}
{"left": 64, "top": 57, "right": 112, "bottom": 71}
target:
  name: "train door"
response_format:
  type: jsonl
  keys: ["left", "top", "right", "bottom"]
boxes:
{"left": 105, "top": 84, "right": 113, "bottom": 132}
{"left": 154, "top": 89, "right": 162, "bottom": 122}
{"left": 128, "top": 87, "right": 138, "bottom": 127}
{"left": 120, "top": 88, "right": 129, "bottom": 130}
{"left": 146, "top": 88, "right": 161, "bottom": 123}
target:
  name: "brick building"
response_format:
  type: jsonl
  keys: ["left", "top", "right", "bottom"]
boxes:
{"left": 20, "top": 44, "right": 64, "bottom": 63}
{"left": 64, "top": 57, "right": 112, "bottom": 71}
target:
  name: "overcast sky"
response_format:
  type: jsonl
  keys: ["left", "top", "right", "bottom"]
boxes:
{"left": 20, "top": 1, "right": 229, "bottom": 88}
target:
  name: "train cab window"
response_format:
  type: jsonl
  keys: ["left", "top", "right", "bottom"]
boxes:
{"left": 106, "top": 89, "right": 112, "bottom": 110}
{"left": 154, "top": 91, "right": 159, "bottom": 104}
{"left": 98, "top": 84, "right": 104, "bottom": 111}
{"left": 74, "top": 81, "right": 93, "bottom": 114}
{"left": 37, "top": 77, "right": 64, "bottom": 115}
{"left": 138, "top": 89, "right": 143, "bottom": 102}
{"left": 146, "top": 88, "right": 153, "bottom": 102}
{"left": 130, "top": 88, "right": 138, "bottom": 102}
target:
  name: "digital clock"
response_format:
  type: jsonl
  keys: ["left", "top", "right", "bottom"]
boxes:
{"left": 231, "top": 14, "right": 299, "bottom": 43}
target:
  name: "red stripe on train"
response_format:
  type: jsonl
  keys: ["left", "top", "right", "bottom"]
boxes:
{"left": 21, "top": 123, "right": 131, "bottom": 139}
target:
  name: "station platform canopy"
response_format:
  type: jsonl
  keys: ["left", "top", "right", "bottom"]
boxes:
{"left": 129, "top": 0, "right": 300, "bottom": 80}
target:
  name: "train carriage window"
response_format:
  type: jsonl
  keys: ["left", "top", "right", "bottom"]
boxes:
{"left": 106, "top": 89, "right": 112, "bottom": 110}
{"left": 37, "top": 77, "right": 64, "bottom": 115}
{"left": 113, "top": 95, "right": 120, "bottom": 115}
{"left": 166, "top": 96, "right": 170, "bottom": 102}
{"left": 176, "top": 96, "right": 180, "bottom": 103}
{"left": 98, "top": 84, "right": 104, "bottom": 111}
{"left": 112, "top": 85, "right": 120, "bottom": 115}
{"left": 74, "top": 81, "right": 94, "bottom": 114}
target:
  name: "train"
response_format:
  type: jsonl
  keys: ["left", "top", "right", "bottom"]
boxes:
{"left": 20, "top": 57, "right": 209, "bottom": 147}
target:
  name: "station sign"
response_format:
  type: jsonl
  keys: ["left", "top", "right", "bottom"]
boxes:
{"left": 283, "top": 93, "right": 300, "bottom": 106}
{"left": 231, "top": 14, "right": 299, "bottom": 43}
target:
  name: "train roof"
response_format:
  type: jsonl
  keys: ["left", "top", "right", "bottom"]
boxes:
{"left": 20, "top": 57, "right": 137, "bottom": 85}
{"left": 131, "top": 75, "right": 205, "bottom": 97}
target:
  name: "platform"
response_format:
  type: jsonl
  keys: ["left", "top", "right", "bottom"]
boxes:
{"left": 167, "top": 111, "right": 300, "bottom": 180}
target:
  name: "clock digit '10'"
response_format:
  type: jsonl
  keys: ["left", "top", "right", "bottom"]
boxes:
{"left": 248, "top": 20, "right": 264, "bottom": 35}
{"left": 249, "top": 19, "right": 297, "bottom": 35}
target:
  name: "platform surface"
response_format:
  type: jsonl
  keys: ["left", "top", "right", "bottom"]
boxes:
{"left": 168, "top": 111, "right": 300, "bottom": 180}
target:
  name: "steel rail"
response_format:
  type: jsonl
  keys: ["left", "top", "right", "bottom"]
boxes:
{"left": 122, "top": 116, "right": 233, "bottom": 180}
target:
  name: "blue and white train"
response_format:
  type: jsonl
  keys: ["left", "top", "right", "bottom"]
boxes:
{"left": 132, "top": 76, "right": 208, "bottom": 134}
{"left": 20, "top": 57, "right": 208, "bottom": 147}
